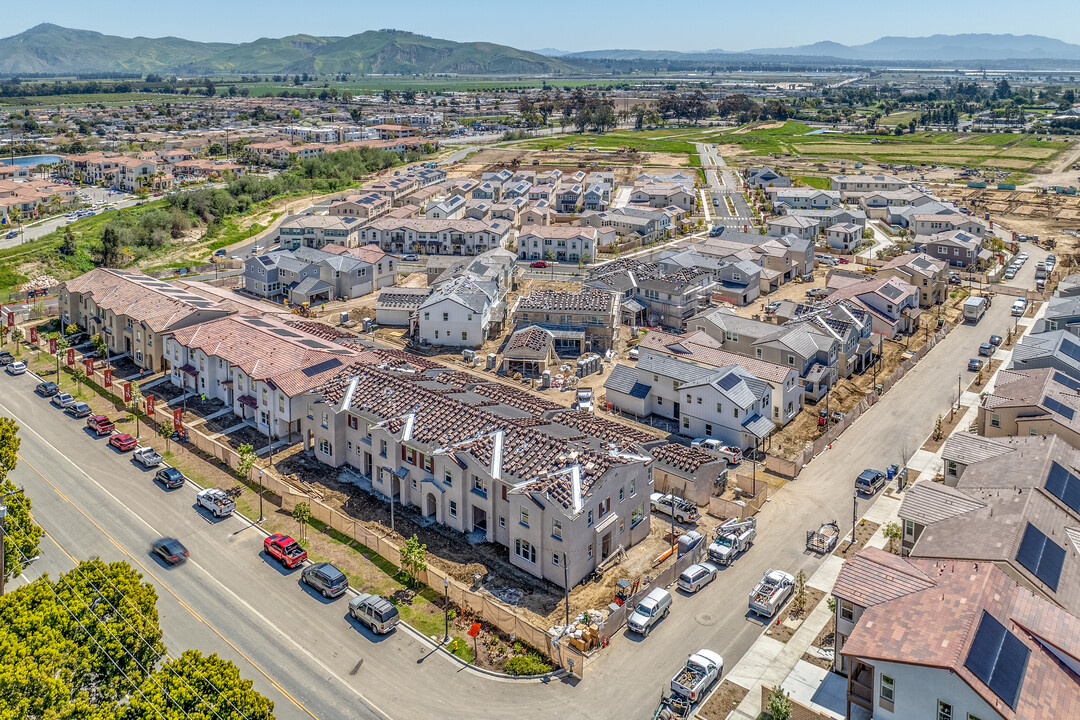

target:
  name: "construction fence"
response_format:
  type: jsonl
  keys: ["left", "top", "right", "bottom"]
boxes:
{"left": 765, "top": 322, "right": 952, "bottom": 480}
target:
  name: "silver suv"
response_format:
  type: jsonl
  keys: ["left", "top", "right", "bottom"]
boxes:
{"left": 301, "top": 562, "right": 349, "bottom": 598}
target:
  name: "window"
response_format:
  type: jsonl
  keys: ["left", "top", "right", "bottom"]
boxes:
{"left": 630, "top": 478, "right": 636, "bottom": 496}
{"left": 552, "top": 553, "right": 559, "bottom": 567}
{"left": 348, "top": 415, "right": 359, "bottom": 430}
{"left": 520, "top": 508, "right": 529, "bottom": 527}
{"left": 991, "top": 413, "right": 1000, "bottom": 428}
{"left": 262, "top": 388, "right": 268, "bottom": 406}
{"left": 411, "top": 477, "right": 417, "bottom": 490}
{"left": 515, "top": 539, "right": 536, "bottom": 563}
{"left": 788, "top": 355, "right": 795, "bottom": 366}
{"left": 318, "top": 439, "right": 332, "bottom": 456}
{"left": 839, "top": 599, "right": 854, "bottom": 622}
{"left": 733, "top": 407, "right": 740, "bottom": 419}
{"left": 587, "top": 510, "right": 593, "bottom": 526}
{"left": 424, "top": 312, "right": 430, "bottom": 321}
{"left": 725, "top": 330, "right": 738, "bottom": 342}
{"left": 904, "top": 519, "right": 915, "bottom": 539}
{"left": 442, "top": 312, "right": 449, "bottom": 322}
{"left": 1030, "top": 427, "right": 1038, "bottom": 436}
{"left": 588, "top": 544, "right": 594, "bottom": 560}
{"left": 552, "top": 519, "right": 562, "bottom": 540}
{"left": 444, "top": 469, "right": 453, "bottom": 486}
{"left": 499, "top": 516, "right": 506, "bottom": 529}
{"left": 461, "top": 331, "right": 468, "bottom": 342}
{"left": 321, "top": 412, "right": 329, "bottom": 429}
{"left": 619, "top": 519, "right": 625, "bottom": 534}
{"left": 279, "top": 395, "right": 285, "bottom": 412}
{"left": 756, "top": 348, "right": 763, "bottom": 359}
{"left": 682, "top": 417, "right": 690, "bottom": 429}
{"left": 938, "top": 701, "right": 953, "bottom": 720}
{"left": 449, "top": 500, "right": 458, "bottom": 518}
{"left": 473, "top": 475, "right": 487, "bottom": 495}
{"left": 619, "top": 487, "right": 624, "bottom": 502}
{"left": 705, "top": 423, "right": 713, "bottom": 437}
{"left": 379, "top": 440, "right": 387, "bottom": 457}
{"left": 880, "top": 675, "right": 894, "bottom": 703}
{"left": 947, "top": 460, "right": 958, "bottom": 477}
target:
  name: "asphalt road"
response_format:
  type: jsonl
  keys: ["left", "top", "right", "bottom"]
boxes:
{"left": 697, "top": 143, "right": 754, "bottom": 228}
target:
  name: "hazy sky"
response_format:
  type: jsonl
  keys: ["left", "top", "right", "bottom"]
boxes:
{"left": 7, "top": 1, "right": 1080, "bottom": 51}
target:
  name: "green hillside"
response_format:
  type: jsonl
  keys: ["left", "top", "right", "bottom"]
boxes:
{"left": 0, "top": 24, "right": 575, "bottom": 75}
{"left": 0, "top": 24, "right": 230, "bottom": 74}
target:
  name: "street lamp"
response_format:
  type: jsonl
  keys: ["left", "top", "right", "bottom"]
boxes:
{"left": 443, "top": 575, "right": 451, "bottom": 644}
{"left": 257, "top": 469, "right": 264, "bottom": 523}
{"left": 849, "top": 490, "right": 858, "bottom": 551}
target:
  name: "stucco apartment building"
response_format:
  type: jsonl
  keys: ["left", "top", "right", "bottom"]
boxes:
{"left": 517, "top": 225, "right": 612, "bottom": 264}
{"left": 976, "top": 367, "right": 1080, "bottom": 447}
{"left": 59, "top": 268, "right": 240, "bottom": 372}
{"left": 328, "top": 191, "right": 392, "bottom": 220}
{"left": 300, "top": 362, "right": 654, "bottom": 587}
{"left": 244, "top": 244, "right": 395, "bottom": 303}
{"left": 878, "top": 252, "right": 948, "bottom": 307}
{"left": 167, "top": 314, "right": 358, "bottom": 439}
{"left": 358, "top": 218, "right": 512, "bottom": 256}
{"left": 276, "top": 214, "right": 365, "bottom": 250}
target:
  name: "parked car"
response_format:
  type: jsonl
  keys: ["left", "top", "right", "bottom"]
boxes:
{"left": 1012, "top": 299, "right": 1028, "bottom": 316}
{"left": 989, "top": 335, "right": 1003, "bottom": 347}
{"left": 301, "top": 562, "right": 349, "bottom": 598}
{"left": 109, "top": 433, "right": 138, "bottom": 451}
{"left": 264, "top": 534, "right": 308, "bottom": 568}
{"left": 1003, "top": 268, "right": 1017, "bottom": 280}
{"left": 402, "top": 254, "right": 419, "bottom": 261}
{"left": 530, "top": 260, "right": 547, "bottom": 268}
{"left": 133, "top": 446, "right": 162, "bottom": 467}
{"left": 855, "top": 468, "right": 886, "bottom": 495}
{"left": 349, "top": 593, "right": 400, "bottom": 634}
{"left": 151, "top": 537, "right": 189, "bottom": 565}
{"left": 196, "top": 487, "right": 235, "bottom": 517}
{"left": 86, "top": 415, "right": 115, "bottom": 435}
{"left": 36, "top": 381, "right": 59, "bottom": 396}
{"left": 627, "top": 587, "right": 672, "bottom": 637}
{"left": 978, "top": 343, "right": 994, "bottom": 357}
{"left": 65, "top": 402, "right": 92, "bottom": 418}
{"left": 7, "top": 361, "right": 26, "bottom": 375}
{"left": 5, "top": 230, "right": 17, "bottom": 239}
{"left": 677, "top": 562, "right": 719, "bottom": 594}
{"left": 0, "top": 350, "right": 12, "bottom": 366}
{"left": 968, "top": 358, "right": 984, "bottom": 371}
{"left": 154, "top": 467, "right": 186, "bottom": 489}
{"left": 948, "top": 272, "right": 962, "bottom": 285}
{"left": 837, "top": 257, "right": 850, "bottom": 264}
{"left": 51, "top": 392, "right": 76, "bottom": 408}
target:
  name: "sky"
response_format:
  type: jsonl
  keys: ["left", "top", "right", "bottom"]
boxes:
{"left": 6, "top": 0, "right": 1080, "bottom": 52}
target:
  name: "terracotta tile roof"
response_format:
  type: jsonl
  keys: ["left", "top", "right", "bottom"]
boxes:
{"left": 840, "top": 549, "right": 1080, "bottom": 720}
{"left": 516, "top": 289, "right": 616, "bottom": 314}
{"left": 833, "top": 546, "right": 937, "bottom": 607}
{"left": 62, "top": 268, "right": 225, "bottom": 332}
{"left": 650, "top": 443, "right": 721, "bottom": 473}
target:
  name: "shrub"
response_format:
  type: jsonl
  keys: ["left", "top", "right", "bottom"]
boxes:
{"left": 504, "top": 654, "right": 552, "bottom": 676}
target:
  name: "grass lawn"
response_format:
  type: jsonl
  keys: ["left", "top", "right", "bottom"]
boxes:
{"left": 514, "top": 132, "right": 697, "bottom": 156}
{"left": 795, "top": 175, "right": 831, "bottom": 189}
{"left": 0, "top": 93, "right": 178, "bottom": 107}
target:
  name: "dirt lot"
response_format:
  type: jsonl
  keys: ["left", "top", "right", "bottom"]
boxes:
{"left": 833, "top": 521, "right": 881, "bottom": 560}
{"left": 699, "top": 680, "right": 751, "bottom": 720}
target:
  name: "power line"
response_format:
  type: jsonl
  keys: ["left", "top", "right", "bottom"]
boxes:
{"left": 4, "top": 525, "right": 208, "bottom": 720}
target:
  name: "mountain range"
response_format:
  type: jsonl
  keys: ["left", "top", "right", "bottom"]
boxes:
{"left": 4, "top": 25, "right": 1080, "bottom": 77}
{"left": 0, "top": 24, "right": 575, "bottom": 75}
{"left": 558, "top": 34, "right": 1080, "bottom": 64}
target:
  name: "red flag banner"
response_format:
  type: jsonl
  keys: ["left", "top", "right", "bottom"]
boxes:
{"left": 146, "top": 395, "right": 155, "bottom": 416}
{"left": 103, "top": 369, "right": 112, "bottom": 388}
{"left": 123, "top": 382, "right": 132, "bottom": 403}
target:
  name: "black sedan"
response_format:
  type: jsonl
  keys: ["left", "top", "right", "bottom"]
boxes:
{"left": 36, "top": 381, "right": 59, "bottom": 396}
{"left": 151, "top": 537, "right": 189, "bottom": 565}
{"left": 154, "top": 468, "right": 186, "bottom": 489}
{"left": 989, "top": 335, "right": 1003, "bottom": 347}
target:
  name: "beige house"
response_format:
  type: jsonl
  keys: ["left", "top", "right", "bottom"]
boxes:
{"left": 977, "top": 368, "right": 1080, "bottom": 447}
{"left": 328, "top": 191, "right": 392, "bottom": 220}
{"left": 878, "top": 252, "right": 948, "bottom": 307}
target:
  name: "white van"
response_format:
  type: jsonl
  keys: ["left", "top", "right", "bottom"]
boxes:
{"left": 1012, "top": 299, "right": 1028, "bottom": 317}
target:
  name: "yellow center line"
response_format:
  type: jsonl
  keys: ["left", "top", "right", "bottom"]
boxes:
{"left": 19, "top": 452, "right": 319, "bottom": 720}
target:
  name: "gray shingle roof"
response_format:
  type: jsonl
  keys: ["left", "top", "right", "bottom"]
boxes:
{"left": 637, "top": 353, "right": 715, "bottom": 384}
{"left": 604, "top": 363, "right": 651, "bottom": 399}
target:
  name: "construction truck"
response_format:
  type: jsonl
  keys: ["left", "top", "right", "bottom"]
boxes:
{"left": 196, "top": 488, "right": 235, "bottom": 518}
{"left": 708, "top": 517, "right": 756, "bottom": 566}
{"left": 748, "top": 569, "right": 795, "bottom": 618}
{"left": 670, "top": 649, "right": 724, "bottom": 703}
{"left": 650, "top": 492, "right": 700, "bottom": 524}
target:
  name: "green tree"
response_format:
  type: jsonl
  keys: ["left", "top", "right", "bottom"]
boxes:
{"left": 236, "top": 442, "right": 257, "bottom": 480}
{"left": 883, "top": 521, "right": 903, "bottom": 554}
{"left": 93, "top": 333, "right": 108, "bottom": 358}
{"left": 158, "top": 419, "right": 174, "bottom": 452}
{"left": 0, "top": 418, "right": 41, "bottom": 584}
{"left": 789, "top": 569, "right": 808, "bottom": 618}
{"left": 291, "top": 502, "right": 312, "bottom": 541}
{"left": 71, "top": 363, "right": 86, "bottom": 397}
{"left": 61, "top": 226, "right": 78, "bottom": 255}
{"left": 767, "top": 687, "right": 793, "bottom": 720}
{"left": 129, "top": 381, "right": 143, "bottom": 438}
{"left": 64, "top": 322, "right": 80, "bottom": 337}
{"left": 9, "top": 328, "right": 23, "bottom": 353}
{"left": 123, "top": 649, "right": 274, "bottom": 720}
{"left": 400, "top": 534, "right": 427, "bottom": 590}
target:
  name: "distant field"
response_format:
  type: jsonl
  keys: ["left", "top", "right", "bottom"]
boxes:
{"left": 715, "top": 122, "right": 1071, "bottom": 171}
{"left": 0, "top": 93, "right": 179, "bottom": 107}
{"left": 513, "top": 131, "right": 698, "bottom": 156}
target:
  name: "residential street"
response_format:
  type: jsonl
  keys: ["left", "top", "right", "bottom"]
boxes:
{"left": 0, "top": 283, "right": 1019, "bottom": 720}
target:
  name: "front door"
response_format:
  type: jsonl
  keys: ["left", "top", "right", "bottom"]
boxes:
{"left": 674, "top": 401, "right": 680, "bottom": 419}
{"left": 601, "top": 532, "right": 611, "bottom": 560}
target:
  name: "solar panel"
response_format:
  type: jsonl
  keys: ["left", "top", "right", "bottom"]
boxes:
{"left": 964, "top": 611, "right": 1029, "bottom": 709}
{"left": 301, "top": 358, "right": 342, "bottom": 377}
{"left": 1060, "top": 337, "right": 1080, "bottom": 364}
{"left": 1052, "top": 372, "right": 1078, "bottom": 389}
{"left": 1045, "top": 462, "right": 1080, "bottom": 514}
{"left": 1015, "top": 523, "right": 1066, "bottom": 591}
{"left": 716, "top": 373, "right": 742, "bottom": 391}
{"left": 1042, "top": 395, "right": 1076, "bottom": 421}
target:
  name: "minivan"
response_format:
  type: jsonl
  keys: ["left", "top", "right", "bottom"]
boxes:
{"left": 349, "top": 593, "right": 400, "bottom": 634}
{"left": 1012, "top": 299, "right": 1028, "bottom": 317}
{"left": 677, "top": 562, "right": 719, "bottom": 594}
{"left": 627, "top": 587, "right": 672, "bottom": 636}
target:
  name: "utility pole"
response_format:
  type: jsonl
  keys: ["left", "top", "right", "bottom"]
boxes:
{"left": 562, "top": 552, "right": 570, "bottom": 630}
{"left": 1, "top": 487, "right": 26, "bottom": 597}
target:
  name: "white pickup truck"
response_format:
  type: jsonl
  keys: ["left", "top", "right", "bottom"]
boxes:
{"left": 650, "top": 492, "right": 700, "bottom": 524}
{"left": 748, "top": 569, "right": 795, "bottom": 618}
{"left": 670, "top": 649, "right": 724, "bottom": 703}
{"left": 708, "top": 517, "right": 756, "bottom": 566}
{"left": 196, "top": 488, "right": 235, "bottom": 518}
{"left": 132, "top": 447, "right": 162, "bottom": 468}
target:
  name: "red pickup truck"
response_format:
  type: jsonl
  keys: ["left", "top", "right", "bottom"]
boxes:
{"left": 87, "top": 415, "right": 115, "bottom": 436}
{"left": 264, "top": 534, "right": 307, "bottom": 568}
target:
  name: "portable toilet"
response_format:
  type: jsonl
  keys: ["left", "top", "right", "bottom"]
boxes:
{"left": 362, "top": 317, "right": 372, "bottom": 332}
{"left": 339, "top": 311, "right": 350, "bottom": 325}
{"left": 486, "top": 353, "right": 497, "bottom": 370}
{"left": 463, "top": 349, "right": 476, "bottom": 363}
{"left": 540, "top": 370, "right": 551, "bottom": 389}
